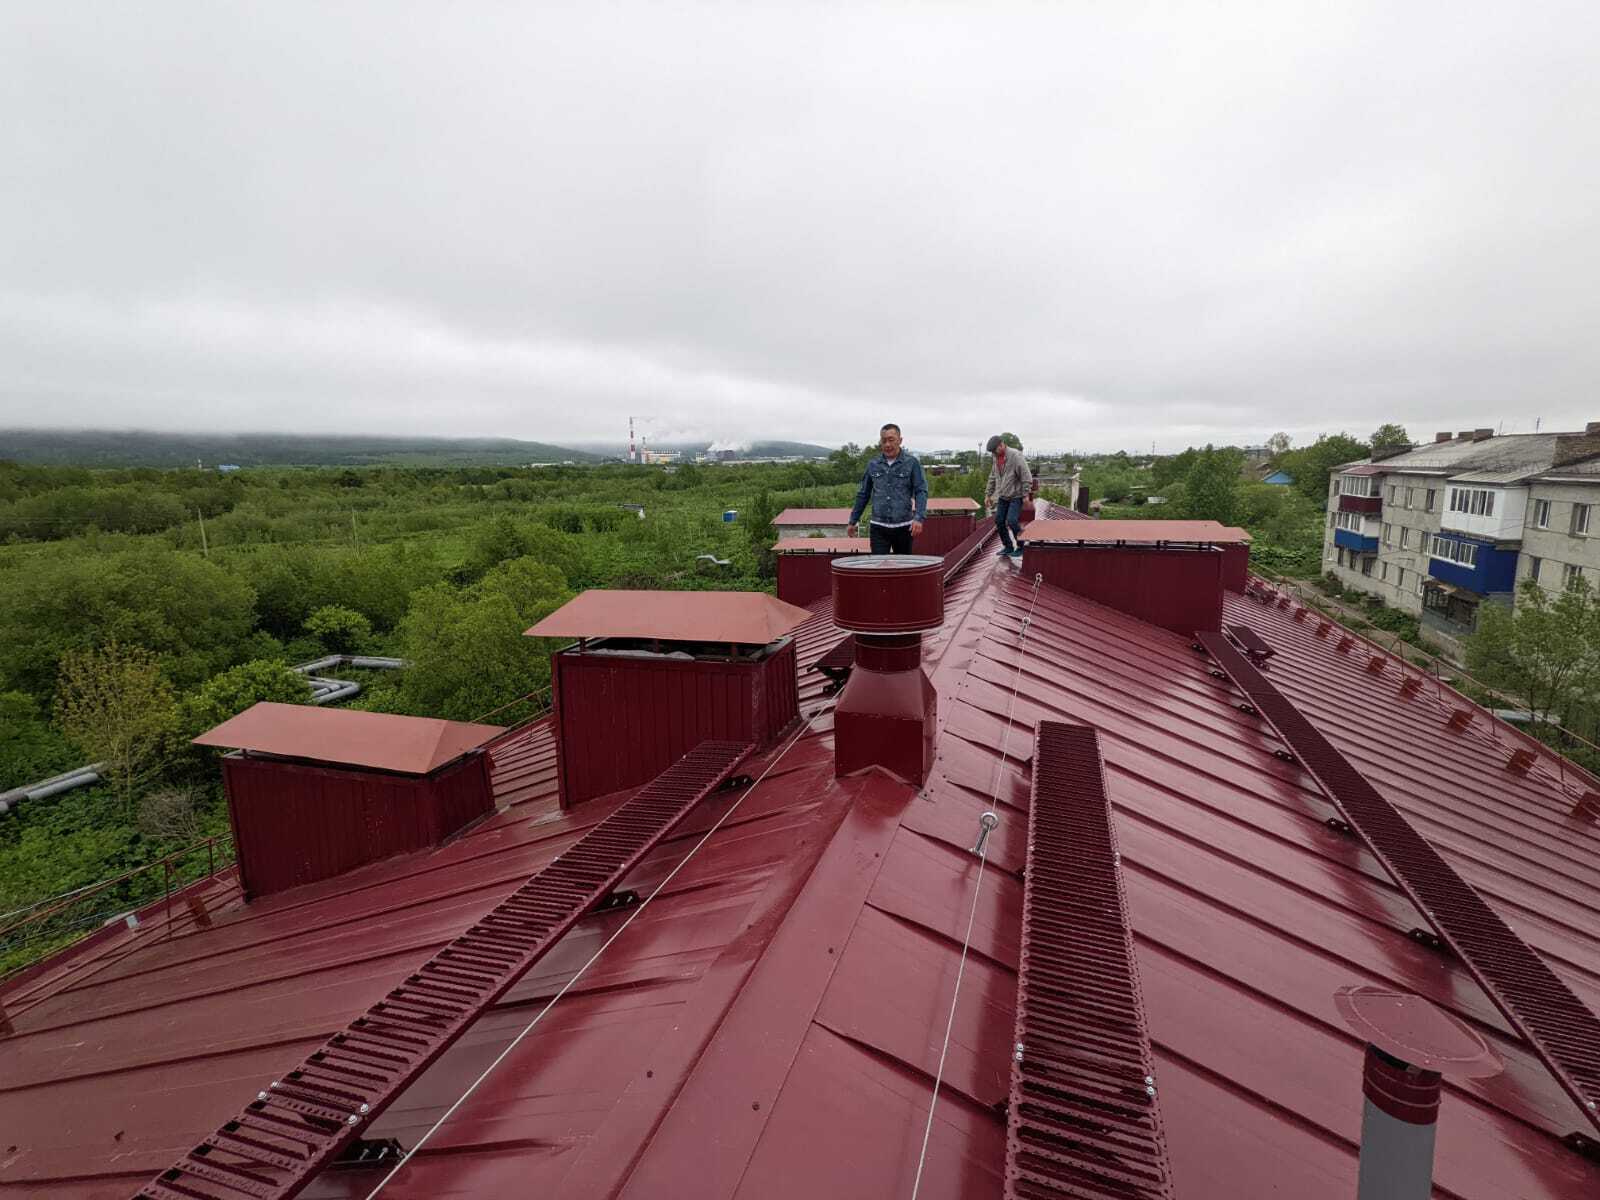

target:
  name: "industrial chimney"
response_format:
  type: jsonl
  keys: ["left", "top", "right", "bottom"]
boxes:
{"left": 829, "top": 555, "right": 944, "bottom": 786}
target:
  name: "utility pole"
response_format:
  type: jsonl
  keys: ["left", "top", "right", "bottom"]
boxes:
{"left": 197, "top": 510, "right": 209, "bottom": 557}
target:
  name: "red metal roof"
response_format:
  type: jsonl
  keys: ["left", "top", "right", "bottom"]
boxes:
{"left": 191, "top": 703, "right": 504, "bottom": 775}
{"left": 771, "top": 507, "right": 851, "bottom": 524}
{"left": 771, "top": 537, "right": 871, "bottom": 553}
{"left": 525, "top": 589, "right": 814, "bottom": 643}
{"left": 773, "top": 499, "right": 975, "bottom": 527}
{"left": 7, "top": 554, "right": 1600, "bottom": 1198}
{"left": 1021, "top": 518, "right": 1252, "bottom": 544}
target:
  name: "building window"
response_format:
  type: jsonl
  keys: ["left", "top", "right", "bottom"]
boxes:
{"left": 1532, "top": 498, "right": 1552, "bottom": 528}
{"left": 1564, "top": 563, "right": 1584, "bottom": 587}
{"left": 1398, "top": 567, "right": 1406, "bottom": 589}
{"left": 1416, "top": 578, "right": 1424, "bottom": 597}
{"left": 1574, "top": 503, "right": 1593, "bottom": 536}
{"left": 1388, "top": 485, "right": 1397, "bottom": 503}
{"left": 1362, "top": 557, "right": 1374, "bottom": 577}
{"left": 1418, "top": 533, "right": 1430, "bottom": 556}
{"left": 1381, "top": 562, "right": 1390, "bottom": 582}
{"left": 1530, "top": 556, "right": 1542, "bottom": 582}
{"left": 1336, "top": 511, "right": 1366, "bottom": 532}
{"left": 1400, "top": 527, "right": 1410, "bottom": 550}
{"left": 1332, "top": 477, "right": 1341, "bottom": 496}
{"left": 1432, "top": 537, "right": 1479, "bottom": 568}
{"left": 1449, "top": 487, "right": 1497, "bottom": 517}
{"left": 1337, "top": 547, "right": 1346, "bottom": 567}
{"left": 1383, "top": 523, "right": 1393, "bottom": 546}
{"left": 1404, "top": 486, "right": 1414, "bottom": 507}
{"left": 1426, "top": 488, "right": 1436, "bottom": 511}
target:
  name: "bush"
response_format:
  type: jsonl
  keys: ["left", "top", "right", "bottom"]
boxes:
{"left": 304, "top": 606, "right": 373, "bottom": 654}
{"left": 179, "top": 659, "right": 313, "bottom": 740}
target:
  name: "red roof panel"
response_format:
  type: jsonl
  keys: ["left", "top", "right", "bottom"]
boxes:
{"left": 8, "top": 550, "right": 1600, "bottom": 1199}
{"left": 524, "top": 589, "right": 814, "bottom": 643}
{"left": 191, "top": 703, "right": 504, "bottom": 775}
{"left": 771, "top": 537, "right": 871, "bottom": 553}
{"left": 772, "top": 507, "right": 851, "bottom": 524}
{"left": 1021, "top": 518, "right": 1252, "bottom": 543}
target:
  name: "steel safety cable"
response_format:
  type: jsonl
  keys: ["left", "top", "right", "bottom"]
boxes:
{"left": 363, "top": 709, "right": 825, "bottom": 1200}
{"left": 910, "top": 572, "right": 1043, "bottom": 1200}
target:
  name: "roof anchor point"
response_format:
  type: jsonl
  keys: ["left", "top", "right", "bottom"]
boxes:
{"left": 971, "top": 811, "right": 999, "bottom": 856}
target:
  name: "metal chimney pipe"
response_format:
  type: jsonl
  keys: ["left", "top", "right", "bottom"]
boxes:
{"left": 829, "top": 555, "right": 944, "bottom": 785}
{"left": 1334, "top": 986, "right": 1502, "bottom": 1200}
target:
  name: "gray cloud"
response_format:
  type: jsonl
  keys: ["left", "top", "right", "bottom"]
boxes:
{"left": 2, "top": 2, "right": 1598, "bottom": 454}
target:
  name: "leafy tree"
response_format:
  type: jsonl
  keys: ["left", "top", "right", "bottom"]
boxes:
{"left": 1466, "top": 578, "right": 1600, "bottom": 724}
{"left": 1279, "top": 434, "right": 1370, "bottom": 506}
{"left": 998, "top": 432, "right": 1023, "bottom": 452}
{"left": 178, "top": 659, "right": 314, "bottom": 741}
{"left": 304, "top": 606, "right": 373, "bottom": 654}
{"left": 1266, "top": 432, "right": 1292, "bottom": 455}
{"left": 0, "top": 548, "right": 257, "bottom": 698}
{"left": 384, "top": 557, "right": 570, "bottom": 723}
{"left": 1370, "top": 423, "right": 1411, "bottom": 452}
{"left": 53, "top": 643, "right": 179, "bottom": 813}
{"left": 0, "top": 691, "right": 79, "bottom": 791}
{"left": 1182, "top": 445, "right": 1243, "bottom": 524}
{"left": 744, "top": 490, "right": 780, "bottom": 580}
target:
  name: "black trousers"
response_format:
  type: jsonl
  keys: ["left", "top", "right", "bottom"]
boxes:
{"left": 869, "top": 523, "right": 914, "bottom": 554}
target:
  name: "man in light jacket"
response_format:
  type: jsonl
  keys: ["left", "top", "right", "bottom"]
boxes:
{"left": 985, "top": 435, "right": 1031, "bottom": 559}
{"left": 846, "top": 423, "right": 928, "bottom": 554}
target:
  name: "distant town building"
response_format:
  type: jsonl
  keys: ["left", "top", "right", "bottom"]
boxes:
{"left": 1322, "top": 424, "right": 1600, "bottom": 654}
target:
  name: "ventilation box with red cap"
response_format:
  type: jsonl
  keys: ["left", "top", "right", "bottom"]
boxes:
{"left": 527, "top": 590, "right": 812, "bottom": 809}
{"left": 193, "top": 703, "right": 504, "bottom": 898}
{"left": 772, "top": 537, "right": 870, "bottom": 605}
{"left": 1019, "top": 519, "right": 1252, "bottom": 633}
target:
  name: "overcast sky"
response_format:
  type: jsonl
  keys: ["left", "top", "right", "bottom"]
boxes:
{"left": 3, "top": 3, "right": 1598, "bottom": 454}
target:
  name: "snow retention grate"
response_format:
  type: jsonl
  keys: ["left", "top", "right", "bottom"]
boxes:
{"left": 1199, "top": 631, "right": 1600, "bottom": 1134}
{"left": 1006, "top": 721, "right": 1176, "bottom": 1200}
{"left": 133, "top": 739, "right": 753, "bottom": 1200}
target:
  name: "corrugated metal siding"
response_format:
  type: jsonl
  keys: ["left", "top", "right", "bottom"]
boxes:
{"left": 554, "top": 642, "right": 798, "bottom": 808}
{"left": 777, "top": 551, "right": 846, "bottom": 606}
{"left": 913, "top": 512, "right": 975, "bottom": 555}
{"left": 1220, "top": 543, "right": 1250, "bottom": 592}
{"left": 221, "top": 752, "right": 494, "bottom": 898}
{"left": 1021, "top": 545, "right": 1224, "bottom": 633}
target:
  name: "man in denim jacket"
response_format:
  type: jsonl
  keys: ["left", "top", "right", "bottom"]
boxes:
{"left": 846, "top": 423, "right": 928, "bottom": 555}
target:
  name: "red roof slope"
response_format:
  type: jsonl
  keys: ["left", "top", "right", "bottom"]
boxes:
{"left": 192, "top": 703, "right": 504, "bottom": 775}
{"left": 6, "top": 557, "right": 1600, "bottom": 1198}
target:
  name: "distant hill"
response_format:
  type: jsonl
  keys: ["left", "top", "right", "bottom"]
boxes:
{"left": 570, "top": 439, "right": 835, "bottom": 459}
{"left": 0, "top": 429, "right": 600, "bottom": 468}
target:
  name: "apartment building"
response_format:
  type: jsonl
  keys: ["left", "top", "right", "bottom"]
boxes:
{"left": 1322, "top": 425, "right": 1600, "bottom": 652}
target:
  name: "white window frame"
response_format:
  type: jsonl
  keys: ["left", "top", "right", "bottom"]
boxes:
{"left": 1564, "top": 562, "right": 1584, "bottom": 587}
{"left": 1399, "top": 527, "right": 1410, "bottom": 550}
{"left": 1529, "top": 556, "right": 1542, "bottom": 583}
{"left": 1383, "top": 523, "right": 1393, "bottom": 547}
{"left": 1574, "top": 503, "right": 1593, "bottom": 536}
{"left": 1532, "top": 498, "right": 1551, "bottom": 528}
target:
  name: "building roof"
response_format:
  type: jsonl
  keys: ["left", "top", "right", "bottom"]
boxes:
{"left": 1020, "top": 518, "right": 1252, "bottom": 544}
{"left": 772, "top": 507, "right": 851, "bottom": 524}
{"left": 771, "top": 537, "right": 871, "bottom": 553}
{"left": 190, "top": 703, "right": 504, "bottom": 775}
{"left": 772, "top": 499, "right": 977, "bottom": 526}
{"left": 7, "top": 550, "right": 1600, "bottom": 1197}
{"left": 524, "top": 589, "right": 814, "bottom": 644}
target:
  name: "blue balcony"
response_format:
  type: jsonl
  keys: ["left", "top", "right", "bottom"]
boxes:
{"left": 1428, "top": 534, "right": 1518, "bottom": 595}
{"left": 1334, "top": 527, "right": 1379, "bottom": 554}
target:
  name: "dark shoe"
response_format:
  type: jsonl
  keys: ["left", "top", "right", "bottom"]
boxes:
{"left": 1007, "top": 549, "right": 1024, "bottom": 559}
{"left": 995, "top": 548, "right": 1013, "bottom": 558}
